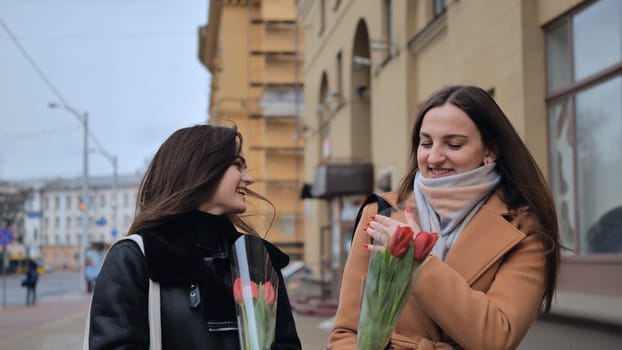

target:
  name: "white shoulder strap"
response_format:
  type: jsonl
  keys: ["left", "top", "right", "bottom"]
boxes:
{"left": 125, "top": 235, "right": 162, "bottom": 350}
{"left": 82, "top": 234, "right": 162, "bottom": 350}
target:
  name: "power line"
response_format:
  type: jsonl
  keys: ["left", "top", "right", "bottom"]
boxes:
{"left": 0, "top": 15, "right": 68, "bottom": 106}
{"left": 0, "top": 126, "right": 81, "bottom": 140}
{"left": 88, "top": 129, "right": 109, "bottom": 158}
{"left": 0, "top": 14, "right": 113, "bottom": 158}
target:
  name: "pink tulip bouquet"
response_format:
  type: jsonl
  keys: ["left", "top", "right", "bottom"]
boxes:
{"left": 357, "top": 225, "right": 438, "bottom": 350}
{"left": 232, "top": 277, "right": 277, "bottom": 350}
{"left": 231, "top": 235, "right": 279, "bottom": 350}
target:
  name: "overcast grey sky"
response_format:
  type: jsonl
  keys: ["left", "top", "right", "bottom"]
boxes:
{"left": 0, "top": 0, "right": 209, "bottom": 181}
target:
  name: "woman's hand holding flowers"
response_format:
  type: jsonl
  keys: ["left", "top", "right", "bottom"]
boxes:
{"left": 365, "top": 205, "right": 436, "bottom": 263}
{"left": 357, "top": 205, "right": 439, "bottom": 349}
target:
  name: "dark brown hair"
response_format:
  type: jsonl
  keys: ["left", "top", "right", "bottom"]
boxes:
{"left": 128, "top": 124, "right": 273, "bottom": 236}
{"left": 397, "top": 85, "right": 561, "bottom": 312}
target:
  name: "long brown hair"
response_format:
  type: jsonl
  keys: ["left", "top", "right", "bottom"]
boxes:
{"left": 128, "top": 124, "right": 274, "bottom": 236}
{"left": 397, "top": 85, "right": 561, "bottom": 312}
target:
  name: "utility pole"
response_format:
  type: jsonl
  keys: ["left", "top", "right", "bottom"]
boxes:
{"left": 81, "top": 111, "right": 89, "bottom": 292}
{"left": 49, "top": 103, "right": 90, "bottom": 292}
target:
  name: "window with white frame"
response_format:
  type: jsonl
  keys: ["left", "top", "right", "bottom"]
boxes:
{"left": 546, "top": 0, "right": 622, "bottom": 255}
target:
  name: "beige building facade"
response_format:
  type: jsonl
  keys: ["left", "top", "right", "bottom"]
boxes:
{"left": 199, "top": 0, "right": 306, "bottom": 259}
{"left": 298, "top": 0, "right": 621, "bottom": 346}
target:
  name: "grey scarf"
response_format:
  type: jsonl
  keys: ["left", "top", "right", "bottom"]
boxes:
{"left": 413, "top": 163, "right": 501, "bottom": 260}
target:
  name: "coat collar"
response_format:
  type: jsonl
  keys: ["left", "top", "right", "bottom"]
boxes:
{"left": 384, "top": 191, "right": 524, "bottom": 285}
{"left": 139, "top": 211, "right": 290, "bottom": 284}
{"left": 140, "top": 211, "right": 241, "bottom": 283}
{"left": 443, "top": 193, "right": 524, "bottom": 284}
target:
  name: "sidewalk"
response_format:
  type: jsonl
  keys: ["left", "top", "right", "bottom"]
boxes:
{"left": 0, "top": 292, "right": 90, "bottom": 350}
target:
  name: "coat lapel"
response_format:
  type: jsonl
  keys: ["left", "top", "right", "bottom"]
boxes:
{"left": 444, "top": 194, "right": 525, "bottom": 285}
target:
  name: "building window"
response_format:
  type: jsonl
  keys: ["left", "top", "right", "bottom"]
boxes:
{"left": 262, "top": 89, "right": 302, "bottom": 117}
{"left": 100, "top": 194, "right": 106, "bottom": 208}
{"left": 546, "top": 0, "right": 622, "bottom": 255}
{"left": 433, "top": 0, "right": 447, "bottom": 17}
{"left": 123, "top": 193, "right": 129, "bottom": 208}
{"left": 66, "top": 195, "right": 71, "bottom": 209}
{"left": 43, "top": 197, "right": 49, "bottom": 210}
{"left": 55, "top": 196, "right": 60, "bottom": 210}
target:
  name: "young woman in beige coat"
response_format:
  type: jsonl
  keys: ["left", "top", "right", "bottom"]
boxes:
{"left": 329, "top": 85, "right": 561, "bottom": 350}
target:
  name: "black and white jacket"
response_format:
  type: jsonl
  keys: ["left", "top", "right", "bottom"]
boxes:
{"left": 88, "top": 211, "right": 302, "bottom": 350}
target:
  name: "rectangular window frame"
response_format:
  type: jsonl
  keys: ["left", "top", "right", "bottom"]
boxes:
{"left": 545, "top": 0, "right": 622, "bottom": 295}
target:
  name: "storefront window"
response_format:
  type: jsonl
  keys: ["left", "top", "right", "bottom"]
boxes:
{"left": 546, "top": 0, "right": 622, "bottom": 256}
{"left": 575, "top": 77, "right": 622, "bottom": 254}
{"left": 546, "top": 21, "right": 571, "bottom": 91}
{"left": 573, "top": 0, "right": 622, "bottom": 82}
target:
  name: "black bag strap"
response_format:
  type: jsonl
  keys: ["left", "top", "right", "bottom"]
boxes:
{"left": 351, "top": 194, "right": 393, "bottom": 245}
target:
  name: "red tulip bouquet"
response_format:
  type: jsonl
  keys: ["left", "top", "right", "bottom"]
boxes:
{"left": 231, "top": 235, "right": 279, "bottom": 350}
{"left": 357, "top": 224, "right": 438, "bottom": 350}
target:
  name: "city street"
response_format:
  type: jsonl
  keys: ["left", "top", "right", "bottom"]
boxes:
{"left": 1, "top": 270, "right": 81, "bottom": 308}
{"left": 1, "top": 271, "right": 620, "bottom": 349}
{"left": 0, "top": 271, "right": 332, "bottom": 350}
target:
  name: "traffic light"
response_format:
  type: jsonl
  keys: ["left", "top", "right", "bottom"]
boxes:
{"left": 79, "top": 202, "right": 86, "bottom": 211}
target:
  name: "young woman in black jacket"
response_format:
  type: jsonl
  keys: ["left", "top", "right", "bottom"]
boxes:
{"left": 86, "top": 124, "right": 302, "bottom": 349}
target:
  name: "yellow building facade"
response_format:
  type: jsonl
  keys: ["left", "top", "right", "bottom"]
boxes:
{"left": 199, "top": 0, "right": 305, "bottom": 259}
{"left": 298, "top": 0, "right": 621, "bottom": 344}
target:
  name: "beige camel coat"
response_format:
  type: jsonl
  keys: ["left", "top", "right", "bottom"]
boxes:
{"left": 328, "top": 192, "right": 546, "bottom": 350}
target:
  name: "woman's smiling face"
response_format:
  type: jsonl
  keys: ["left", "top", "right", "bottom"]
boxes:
{"left": 417, "top": 104, "right": 495, "bottom": 178}
{"left": 198, "top": 153, "right": 255, "bottom": 215}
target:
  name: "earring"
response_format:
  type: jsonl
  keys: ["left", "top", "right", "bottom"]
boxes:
{"left": 484, "top": 158, "right": 491, "bottom": 165}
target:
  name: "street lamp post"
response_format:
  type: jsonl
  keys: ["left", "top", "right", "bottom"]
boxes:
{"left": 92, "top": 150, "right": 118, "bottom": 239}
{"left": 48, "top": 102, "right": 90, "bottom": 293}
